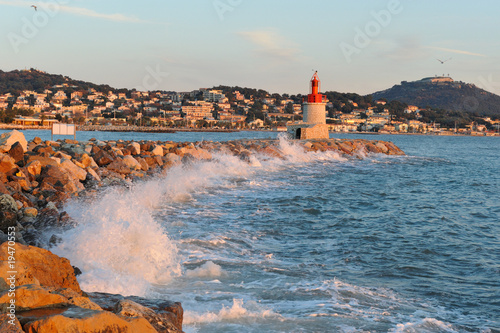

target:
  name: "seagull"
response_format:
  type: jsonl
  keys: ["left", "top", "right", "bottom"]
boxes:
{"left": 436, "top": 57, "right": 451, "bottom": 64}
{"left": 31, "top": 5, "right": 37, "bottom": 11}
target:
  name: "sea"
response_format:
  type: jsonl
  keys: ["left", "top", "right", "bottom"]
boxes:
{"left": 3, "top": 129, "right": 499, "bottom": 332}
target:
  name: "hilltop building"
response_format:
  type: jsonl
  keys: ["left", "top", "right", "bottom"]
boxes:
{"left": 287, "top": 72, "right": 329, "bottom": 139}
{"left": 419, "top": 76, "right": 454, "bottom": 83}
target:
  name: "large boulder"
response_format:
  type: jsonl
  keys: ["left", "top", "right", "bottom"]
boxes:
{"left": 0, "top": 284, "right": 68, "bottom": 311}
{"left": 122, "top": 155, "right": 142, "bottom": 170}
{"left": 107, "top": 158, "right": 132, "bottom": 175}
{"left": 22, "top": 308, "right": 157, "bottom": 333}
{"left": 39, "top": 165, "right": 85, "bottom": 194}
{"left": 0, "top": 130, "right": 27, "bottom": 153}
{"left": 60, "top": 159, "right": 87, "bottom": 181}
{"left": 0, "top": 243, "right": 82, "bottom": 294}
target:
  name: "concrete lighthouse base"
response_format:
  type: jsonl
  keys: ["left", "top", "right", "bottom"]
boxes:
{"left": 287, "top": 123, "right": 329, "bottom": 140}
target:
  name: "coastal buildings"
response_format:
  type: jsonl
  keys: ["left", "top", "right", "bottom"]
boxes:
{"left": 0, "top": 71, "right": 499, "bottom": 135}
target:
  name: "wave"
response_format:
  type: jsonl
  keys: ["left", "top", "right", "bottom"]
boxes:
{"left": 49, "top": 136, "right": 403, "bottom": 298}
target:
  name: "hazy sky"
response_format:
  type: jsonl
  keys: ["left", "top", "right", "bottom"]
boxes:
{"left": 1, "top": 0, "right": 499, "bottom": 96}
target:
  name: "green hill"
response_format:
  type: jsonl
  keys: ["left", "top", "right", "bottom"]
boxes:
{"left": 372, "top": 77, "right": 500, "bottom": 116}
{"left": 0, "top": 69, "right": 119, "bottom": 94}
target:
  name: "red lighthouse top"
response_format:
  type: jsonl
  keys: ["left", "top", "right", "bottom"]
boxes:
{"left": 307, "top": 71, "right": 326, "bottom": 103}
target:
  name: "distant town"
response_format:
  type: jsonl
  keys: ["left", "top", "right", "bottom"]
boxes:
{"left": 0, "top": 69, "right": 499, "bottom": 136}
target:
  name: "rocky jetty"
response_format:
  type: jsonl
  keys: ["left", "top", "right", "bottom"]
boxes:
{"left": 0, "top": 129, "right": 405, "bottom": 332}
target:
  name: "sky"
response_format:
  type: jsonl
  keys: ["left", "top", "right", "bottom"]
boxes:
{"left": 1, "top": 0, "right": 500, "bottom": 96}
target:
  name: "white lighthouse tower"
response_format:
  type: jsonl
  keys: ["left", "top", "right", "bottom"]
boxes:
{"left": 287, "top": 71, "right": 329, "bottom": 139}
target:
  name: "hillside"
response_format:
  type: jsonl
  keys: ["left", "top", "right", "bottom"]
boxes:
{"left": 372, "top": 77, "right": 500, "bottom": 116}
{"left": 0, "top": 69, "right": 119, "bottom": 94}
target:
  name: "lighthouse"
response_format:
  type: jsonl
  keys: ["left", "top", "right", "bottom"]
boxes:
{"left": 287, "top": 71, "right": 329, "bottom": 140}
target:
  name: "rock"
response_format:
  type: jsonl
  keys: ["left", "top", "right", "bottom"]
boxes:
{"left": 25, "top": 155, "right": 59, "bottom": 168}
{"left": 122, "top": 155, "right": 142, "bottom": 170}
{"left": 336, "top": 141, "right": 354, "bottom": 155}
{"left": 0, "top": 243, "right": 82, "bottom": 294}
{"left": 111, "top": 147, "right": 124, "bottom": 157}
{"left": 8, "top": 141, "right": 26, "bottom": 164}
{"left": 0, "top": 231, "right": 8, "bottom": 245}
{"left": 107, "top": 158, "right": 132, "bottom": 175}
{"left": 164, "top": 153, "right": 181, "bottom": 166}
{"left": 32, "top": 145, "right": 55, "bottom": 155}
{"left": 0, "top": 154, "right": 17, "bottom": 174}
{"left": 0, "top": 130, "right": 27, "bottom": 153}
{"left": 39, "top": 165, "right": 84, "bottom": 195}
{"left": 77, "top": 153, "right": 98, "bottom": 169}
{"left": 0, "top": 313, "right": 23, "bottom": 333}
{"left": 141, "top": 142, "right": 155, "bottom": 152}
{"left": 85, "top": 167, "right": 101, "bottom": 182}
{"left": 126, "top": 142, "right": 141, "bottom": 155}
{"left": 32, "top": 137, "right": 42, "bottom": 144}
{"left": 0, "top": 284, "right": 68, "bottom": 311}
{"left": 135, "top": 156, "right": 149, "bottom": 171}
{"left": 10, "top": 170, "right": 33, "bottom": 192}
{"left": 34, "top": 203, "right": 61, "bottom": 229}
{"left": 364, "top": 141, "right": 381, "bottom": 154}
{"left": 12, "top": 192, "right": 35, "bottom": 208}
{"left": 23, "top": 207, "right": 38, "bottom": 218}
{"left": 142, "top": 156, "right": 159, "bottom": 168}
{"left": 55, "top": 288, "right": 102, "bottom": 311}
{"left": 90, "top": 292, "right": 183, "bottom": 333}
{"left": 25, "top": 160, "right": 42, "bottom": 179}
{"left": 151, "top": 145, "right": 164, "bottom": 156}
{"left": 303, "top": 141, "right": 313, "bottom": 149}
{"left": 186, "top": 148, "right": 212, "bottom": 160}
{"left": 22, "top": 307, "right": 157, "bottom": 333}
{"left": 60, "top": 159, "right": 87, "bottom": 181}
{"left": 375, "top": 141, "right": 389, "bottom": 154}
{"left": 0, "top": 194, "right": 18, "bottom": 233}
{"left": 93, "top": 149, "right": 114, "bottom": 166}
{"left": 259, "top": 146, "right": 284, "bottom": 159}
{"left": 114, "top": 299, "right": 182, "bottom": 333}
{"left": 385, "top": 141, "right": 405, "bottom": 155}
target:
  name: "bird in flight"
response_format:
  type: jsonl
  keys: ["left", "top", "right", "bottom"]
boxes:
{"left": 31, "top": 5, "right": 37, "bottom": 11}
{"left": 436, "top": 57, "right": 451, "bottom": 64}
